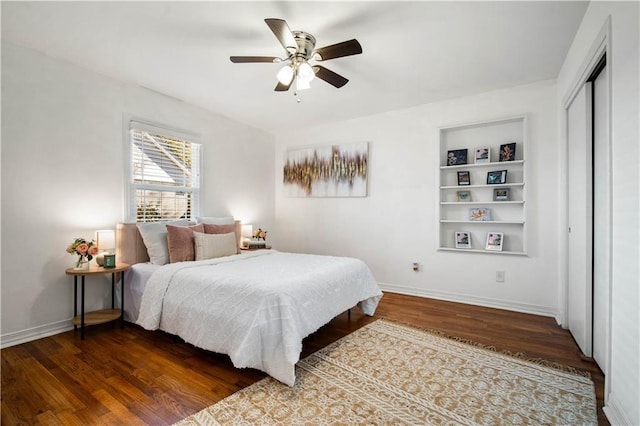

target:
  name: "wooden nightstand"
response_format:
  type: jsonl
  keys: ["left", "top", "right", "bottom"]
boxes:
{"left": 65, "top": 263, "right": 130, "bottom": 339}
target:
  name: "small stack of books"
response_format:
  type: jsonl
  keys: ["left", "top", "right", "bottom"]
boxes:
{"left": 246, "top": 240, "right": 266, "bottom": 249}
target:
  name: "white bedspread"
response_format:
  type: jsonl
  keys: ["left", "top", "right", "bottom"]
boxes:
{"left": 136, "top": 250, "right": 382, "bottom": 386}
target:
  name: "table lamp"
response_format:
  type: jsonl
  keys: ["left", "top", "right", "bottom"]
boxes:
{"left": 95, "top": 229, "right": 116, "bottom": 267}
{"left": 241, "top": 224, "right": 253, "bottom": 247}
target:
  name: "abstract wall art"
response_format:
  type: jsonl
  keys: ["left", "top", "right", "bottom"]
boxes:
{"left": 283, "top": 142, "right": 368, "bottom": 197}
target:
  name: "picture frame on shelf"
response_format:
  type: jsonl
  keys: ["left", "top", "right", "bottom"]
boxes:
{"left": 447, "top": 149, "right": 468, "bottom": 166}
{"left": 474, "top": 147, "right": 490, "bottom": 164}
{"left": 493, "top": 188, "right": 510, "bottom": 201}
{"left": 499, "top": 142, "right": 516, "bottom": 161}
{"left": 457, "top": 171, "right": 471, "bottom": 186}
{"left": 487, "top": 170, "right": 507, "bottom": 184}
{"left": 455, "top": 231, "right": 471, "bottom": 249}
{"left": 485, "top": 232, "right": 504, "bottom": 251}
{"left": 457, "top": 190, "right": 471, "bottom": 202}
{"left": 469, "top": 208, "right": 492, "bottom": 221}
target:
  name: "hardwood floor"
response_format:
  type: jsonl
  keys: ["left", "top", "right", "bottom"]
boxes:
{"left": 1, "top": 292, "right": 607, "bottom": 425}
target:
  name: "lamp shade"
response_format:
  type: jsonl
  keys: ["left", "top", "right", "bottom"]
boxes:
{"left": 241, "top": 224, "right": 253, "bottom": 238}
{"left": 296, "top": 75, "right": 311, "bottom": 91}
{"left": 298, "top": 62, "right": 315, "bottom": 82}
{"left": 95, "top": 230, "right": 115, "bottom": 252}
{"left": 276, "top": 65, "right": 294, "bottom": 85}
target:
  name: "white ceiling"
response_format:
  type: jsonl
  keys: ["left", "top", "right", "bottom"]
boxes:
{"left": 2, "top": 1, "right": 588, "bottom": 134}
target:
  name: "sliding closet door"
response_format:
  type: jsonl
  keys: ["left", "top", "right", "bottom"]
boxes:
{"left": 592, "top": 64, "right": 610, "bottom": 372}
{"left": 567, "top": 83, "right": 593, "bottom": 357}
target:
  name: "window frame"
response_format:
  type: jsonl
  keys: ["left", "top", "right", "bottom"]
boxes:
{"left": 124, "top": 116, "right": 202, "bottom": 222}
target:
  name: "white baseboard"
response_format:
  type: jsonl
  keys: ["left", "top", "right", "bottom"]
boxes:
{"left": 378, "top": 282, "right": 558, "bottom": 319}
{"left": 603, "top": 393, "right": 633, "bottom": 425}
{"left": 1, "top": 319, "right": 74, "bottom": 349}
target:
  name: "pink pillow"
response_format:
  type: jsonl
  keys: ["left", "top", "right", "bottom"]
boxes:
{"left": 203, "top": 223, "right": 240, "bottom": 254}
{"left": 166, "top": 224, "right": 204, "bottom": 263}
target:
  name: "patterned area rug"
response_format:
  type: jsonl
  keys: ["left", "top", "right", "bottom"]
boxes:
{"left": 176, "top": 319, "right": 597, "bottom": 425}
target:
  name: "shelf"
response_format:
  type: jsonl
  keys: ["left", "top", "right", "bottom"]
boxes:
{"left": 438, "top": 247, "right": 527, "bottom": 256}
{"left": 72, "top": 309, "right": 121, "bottom": 325}
{"left": 440, "top": 201, "right": 524, "bottom": 205}
{"left": 440, "top": 183, "right": 524, "bottom": 190}
{"left": 440, "top": 220, "right": 525, "bottom": 225}
{"left": 440, "top": 160, "right": 525, "bottom": 170}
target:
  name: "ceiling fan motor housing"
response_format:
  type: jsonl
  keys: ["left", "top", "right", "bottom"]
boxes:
{"left": 292, "top": 31, "right": 316, "bottom": 61}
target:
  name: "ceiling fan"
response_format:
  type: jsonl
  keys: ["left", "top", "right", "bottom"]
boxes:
{"left": 230, "top": 18, "right": 362, "bottom": 93}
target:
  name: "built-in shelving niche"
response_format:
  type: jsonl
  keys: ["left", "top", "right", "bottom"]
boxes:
{"left": 438, "top": 115, "right": 527, "bottom": 255}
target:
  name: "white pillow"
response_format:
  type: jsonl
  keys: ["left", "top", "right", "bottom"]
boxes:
{"left": 195, "top": 216, "right": 235, "bottom": 225}
{"left": 193, "top": 231, "right": 238, "bottom": 261}
{"left": 137, "top": 220, "right": 188, "bottom": 265}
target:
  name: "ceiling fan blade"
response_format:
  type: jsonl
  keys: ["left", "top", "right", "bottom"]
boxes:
{"left": 274, "top": 81, "right": 292, "bottom": 92}
{"left": 264, "top": 18, "right": 297, "bottom": 54}
{"left": 313, "top": 65, "right": 349, "bottom": 88}
{"left": 230, "top": 56, "right": 280, "bottom": 63}
{"left": 313, "top": 39, "right": 362, "bottom": 61}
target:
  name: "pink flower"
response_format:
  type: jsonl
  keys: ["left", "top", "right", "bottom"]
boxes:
{"left": 87, "top": 246, "right": 99, "bottom": 256}
{"left": 76, "top": 243, "right": 89, "bottom": 254}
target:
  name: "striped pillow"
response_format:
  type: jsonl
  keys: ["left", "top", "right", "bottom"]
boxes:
{"left": 193, "top": 231, "right": 238, "bottom": 261}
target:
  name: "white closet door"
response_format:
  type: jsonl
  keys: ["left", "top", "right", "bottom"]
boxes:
{"left": 567, "top": 83, "right": 593, "bottom": 357}
{"left": 592, "top": 65, "right": 610, "bottom": 372}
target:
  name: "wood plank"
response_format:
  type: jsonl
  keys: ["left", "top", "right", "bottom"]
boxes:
{"left": 18, "top": 356, "right": 87, "bottom": 412}
{"left": 55, "top": 409, "right": 95, "bottom": 426}
{"left": 0, "top": 292, "right": 608, "bottom": 425}
{"left": 91, "top": 389, "right": 147, "bottom": 426}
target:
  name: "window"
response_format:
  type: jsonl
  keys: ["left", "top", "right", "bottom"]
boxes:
{"left": 127, "top": 120, "right": 201, "bottom": 222}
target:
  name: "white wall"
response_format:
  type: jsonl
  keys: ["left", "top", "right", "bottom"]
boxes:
{"left": 1, "top": 43, "right": 276, "bottom": 345}
{"left": 275, "top": 80, "right": 560, "bottom": 318}
{"left": 556, "top": 2, "right": 639, "bottom": 424}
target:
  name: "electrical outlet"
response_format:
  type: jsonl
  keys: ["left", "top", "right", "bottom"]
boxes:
{"left": 496, "top": 271, "right": 505, "bottom": 282}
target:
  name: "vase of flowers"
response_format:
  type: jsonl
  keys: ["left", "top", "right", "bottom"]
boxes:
{"left": 252, "top": 228, "right": 267, "bottom": 241}
{"left": 67, "top": 238, "right": 98, "bottom": 270}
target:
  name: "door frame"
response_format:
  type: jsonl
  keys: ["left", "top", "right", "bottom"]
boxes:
{"left": 559, "top": 16, "right": 612, "bottom": 399}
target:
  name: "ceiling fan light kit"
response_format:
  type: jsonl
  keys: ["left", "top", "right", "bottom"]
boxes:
{"left": 230, "top": 18, "right": 362, "bottom": 95}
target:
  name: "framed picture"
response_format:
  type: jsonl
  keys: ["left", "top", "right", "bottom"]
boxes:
{"left": 457, "top": 171, "right": 471, "bottom": 186}
{"left": 493, "top": 188, "right": 510, "bottom": 201}
{"left": 284, "top": 142, "right": 369, "bottom": 197}
{"left": 457, "top": 190, "right": 471, "bottom": 202}
{"left": 485, "top": 232, "right": 504, "bottom": 251}
{"left": 447, "top": 149, "right": 468, "bottom": 166}
{"left": 487, "top": 170, "right": 507, "bottom": 184}
{"left": 455, "top": 231, "right": 471, "bottom": 249}
{"left": 474, "top": 147, "right": 490, "bottom": 164}
{"left": 499, "top": 142, "right": 516, "bottom": 161}
{"left": 469, "top": 208, "right": 491, "bottom": 221}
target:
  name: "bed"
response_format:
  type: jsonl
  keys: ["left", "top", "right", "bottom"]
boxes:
{"left": 116, "top": 221, "right": 383, "bottom": 386}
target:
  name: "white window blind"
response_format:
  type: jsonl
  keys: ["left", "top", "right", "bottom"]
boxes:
{"left": 128, "top": 121, "right": 201, "bottom": 222}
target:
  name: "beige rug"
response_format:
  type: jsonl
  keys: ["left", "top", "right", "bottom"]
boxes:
{"left": 176, "top": 319, "right": 597, "bottom": 425}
